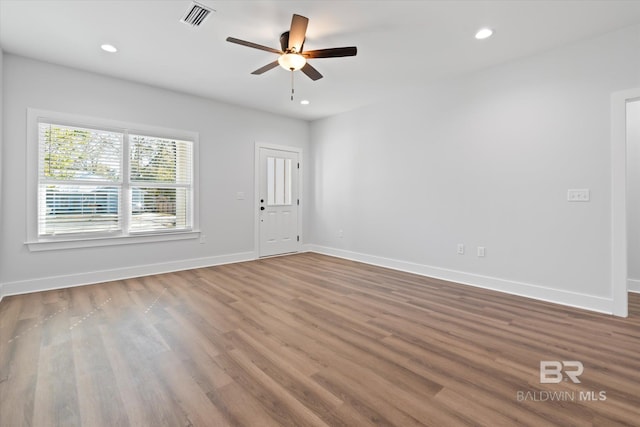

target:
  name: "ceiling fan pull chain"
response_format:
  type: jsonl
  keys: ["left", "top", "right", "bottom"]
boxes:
{"left": 291, "top": 70, "right": 295, "bottom": 101}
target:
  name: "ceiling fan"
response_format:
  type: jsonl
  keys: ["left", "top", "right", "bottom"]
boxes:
{"left": 226, "top": 14, "right": 357, "bottom": 82}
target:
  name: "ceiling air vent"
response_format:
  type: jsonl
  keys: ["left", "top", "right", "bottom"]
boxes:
{"left": 180, "top": 2, "right": 213, "bottom": 27}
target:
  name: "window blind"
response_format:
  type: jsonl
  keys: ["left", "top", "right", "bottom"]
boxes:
{"left": 38, "top": 123, "right": 123, "bottom": 236}
{"left": 37, "top": 122, "right": 194, "bottom": 238}
{"left": 129, "top": 135, "right": 193, "bottom": 232}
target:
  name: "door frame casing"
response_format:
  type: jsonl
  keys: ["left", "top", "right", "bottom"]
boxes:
{"left": 254, "top": 142, "right": 303, "bottom": 258}
{"left": 611, "top": 88, "right": 640, "bottom": 317}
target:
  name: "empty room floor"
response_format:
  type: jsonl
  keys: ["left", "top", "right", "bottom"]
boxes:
{"left": 1, "top": 252, "right": 639, "bottom": 426}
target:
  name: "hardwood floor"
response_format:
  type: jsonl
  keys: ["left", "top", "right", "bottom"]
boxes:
{"left": 1, "top": 252, "right": 639, "bottom": 426}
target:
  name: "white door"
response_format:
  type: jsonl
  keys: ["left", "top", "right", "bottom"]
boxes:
{"left": 258, "top": 147, "right": 300, "bottom": 257}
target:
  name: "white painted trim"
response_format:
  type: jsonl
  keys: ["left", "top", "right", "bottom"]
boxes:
{"left": 309, "top": 245, "right": 614, "bottom": 315}
{"left": 629, "top": 278, "right": 640, "bottom": 293}
{"left": 611, "top": 88, "right": 640, "bottom": 317}
{"left": 0, "top": 251, "right": 254, "bottom": 299}
{"left": 254, "top": 142, "right": 303, "bottom": 258}
{"left": 1, "top": 245, "right": 618, "bottom": 314}
{"left": 26, "top": 230, "right": 200, "bottom": 251}
{"left": 25, "top": 108, "right": 200, "bottom": 247}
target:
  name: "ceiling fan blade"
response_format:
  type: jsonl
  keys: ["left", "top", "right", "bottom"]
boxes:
{"left": 251, "top": 61, "right": 280, "bottom": 75}
{"left": 301, "top": 63, "right": 323, "bottom": 81}
{"left": 226, "top": 37, "right": 283, "bottom": 55}
{"left": 303, "top": 46, "right": 358, "bottom": 59}
{"left": 288, "top": 14, "right": 308, "bottom": 52}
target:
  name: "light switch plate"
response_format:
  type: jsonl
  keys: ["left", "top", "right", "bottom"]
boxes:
{"left": 567, "top": 189, "right": 590, "bottom": 202}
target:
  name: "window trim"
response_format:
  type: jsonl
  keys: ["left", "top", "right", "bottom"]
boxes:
{"left": 26, "top": 108, "right": 200, "bottom": 251}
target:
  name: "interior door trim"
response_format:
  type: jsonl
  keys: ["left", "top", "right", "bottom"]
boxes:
{"left": 611, "top": 88, "right": 640, "bottom": 317}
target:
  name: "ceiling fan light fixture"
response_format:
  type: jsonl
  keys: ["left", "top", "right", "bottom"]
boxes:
{"left": 278, "top": 53, "right": 306, "bottom": 71}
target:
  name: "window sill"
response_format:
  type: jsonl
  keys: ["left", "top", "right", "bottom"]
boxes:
{"left": 26, "top": 231, "right": 200, "bottom": 252}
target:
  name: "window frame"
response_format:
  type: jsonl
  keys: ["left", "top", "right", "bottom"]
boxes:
{"left": 26, "top": 108, "right": 200, "bottom": 251}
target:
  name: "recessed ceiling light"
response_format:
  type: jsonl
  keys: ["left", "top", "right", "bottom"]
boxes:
{"left": 475, "top": 28, "right": 494, "bottom": 40}
{"left": 300, "top": 100, "right": 310, "bottom": 105}
{"left": 100, "top": 44, "right": 118, "bottom": 53}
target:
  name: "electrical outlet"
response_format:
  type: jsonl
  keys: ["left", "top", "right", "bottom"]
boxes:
{"left": 338, "top": 229, "right": 344, "bottom": 238}
{"left": 477, "top": 246, "right": 485, "bottom": 257}
{"left": 567, "top": 189, "right": 590, "bottom": 202}
{"left": 457, "top": 244, "right": 465, "bottom": 255}
{"left": 199, "top": 234, "right": 206, "bottom": 244}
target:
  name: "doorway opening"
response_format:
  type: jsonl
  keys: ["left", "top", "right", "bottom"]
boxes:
{"left": 626, "top": 99, "right": 640, "bottom": 295}
{"left": 612, "top": 88, "right": 640, "bottom": 317}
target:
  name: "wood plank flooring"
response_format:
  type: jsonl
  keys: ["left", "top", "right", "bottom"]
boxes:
{"left": 1, "top": 252, "right": 639, "bottom": 426}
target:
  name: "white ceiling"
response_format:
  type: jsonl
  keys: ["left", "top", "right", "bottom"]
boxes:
{"left": 1, "top": 0, "right": 640, "bottom": 121}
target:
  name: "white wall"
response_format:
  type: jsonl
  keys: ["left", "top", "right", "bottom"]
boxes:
{"left": 628, "top": 100, "right": 640, "bottom": 292}
{"left": 0, "top": 54, "right": 309, "bottom": 296}
{"left": 3, "top": 25, "right": 640, "bottom": 313}
{"left": 310, "top": 24, "right": 640, "bottom": 313}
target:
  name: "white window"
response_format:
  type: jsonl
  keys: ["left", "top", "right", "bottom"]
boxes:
{"left": 27, "top": 109, "right": 199, "bottom": 250}
{"left": 128, "top": 134, "right": 193, "bottom": 233}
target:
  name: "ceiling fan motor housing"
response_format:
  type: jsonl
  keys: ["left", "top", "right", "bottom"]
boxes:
{"left": 280, "top": 31, "right": 304, "bottom": 53}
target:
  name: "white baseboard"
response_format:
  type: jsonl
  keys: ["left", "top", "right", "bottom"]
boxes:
{"left": 308, "top": 245, "right": 614, "bottom": 315}
{"left": 0, "top": 251, "right": 255, "bottom": 300}
{"left": 629, "top": 278, "right": 640, "bottom": 293}
{"left": 0, "top": 246, "right": 620, "bottom": 316}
